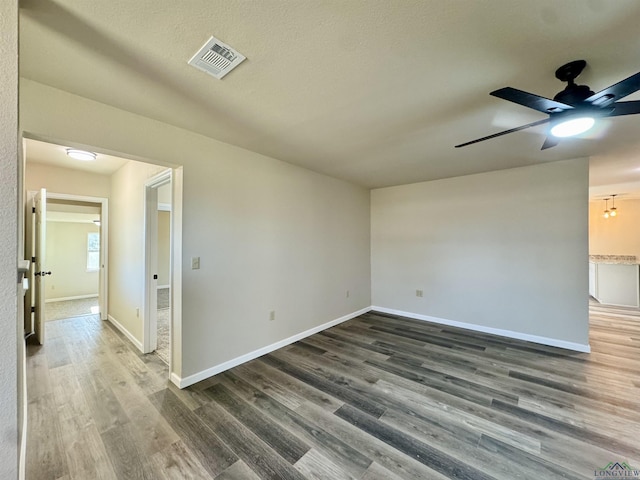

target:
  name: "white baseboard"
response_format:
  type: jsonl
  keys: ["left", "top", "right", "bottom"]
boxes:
{"left": 45, "top": 294, "right": 98, "bottom": 303}
{"left": 107, "top": 314, "right": 144, "bottom": 352}
{"left": 371, "top": 306, "right": 591, "bottom": 353}
{"left": 157, "top": 285, "right": 170, "bottom": 290}
{"left": 170, "top": 372, "right": 181, "bottom": 388}
{"left": 173, "top": 306, "right": 371, "bottom": 389}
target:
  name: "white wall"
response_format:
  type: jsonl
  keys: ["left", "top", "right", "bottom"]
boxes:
{"left": 589, "top": 198, "right": 640, "bottom": 259}
{"left": 371, "top": 158, "right": 589, "bottom": 348}
{"left": 25, "top": 163, "right": 110, "bottom": 198}
{"left": 109, "top": 161, "right": 165, "bottom": 341}
{"left": 0, "top": 1, "right": 19, "bottom": 478}
{"left": 19, "top": 79, "right": 371, "bottom": 383}
{"left": 45, "top": 221, "right": 99, "bottom": 300}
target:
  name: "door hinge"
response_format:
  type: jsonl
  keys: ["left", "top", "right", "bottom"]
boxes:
{"left": 32, "top": 256, "right": 36, "bottom": 263}
{"left": 31, "top": 306, "right": 35, "bottom": 313}
{"left": 32, "top": 207, "right": 36, "bottom": 213}
{"left": 153, "top": 274, "right": 158, "bottom": 280}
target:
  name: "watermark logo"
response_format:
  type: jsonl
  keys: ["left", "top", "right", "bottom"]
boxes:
{"left": 595, "top": 462, "right": 640, "bottom": 478}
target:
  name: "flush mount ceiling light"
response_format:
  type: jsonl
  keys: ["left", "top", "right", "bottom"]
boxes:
{"left": 66, "top": 149, "right": 97, "bottom": 161}
{"left": 550, "top": 116, "right": 595, "bottom": 138}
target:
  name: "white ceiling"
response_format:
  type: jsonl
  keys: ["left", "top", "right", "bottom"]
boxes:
{"left": 25, "top": 138, "right": 128, "bottom": 175}
{"left": 18, "top": 0, "right": 640, "bottom": 189}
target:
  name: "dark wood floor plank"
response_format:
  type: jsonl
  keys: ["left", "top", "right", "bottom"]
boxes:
{"left": 335, "top": 404, "right": 497, "bottom": 480}
{"left": 195, "top": 401, "right": 308, "bottom": 480}
{"left": 204, "top": 383, "right": 311, "bottom": 464}
{"left": 148, "top": 389, "right": 238, "bottom": 477}
{"left": 261, "top": 354, "right": 386, "bottom": 418}
{"left": 379, "top": 405, "right": 555, "bottom": 480}
{"left": 293, "top": 449, "right": 355, "bottom": 480}
{"left": 296, "top": 401, "right": 449, "bottom": 480}
{"left": 491, "top": 398, "right": 640, "bottom": 459}
{"left": 478, "top": 434, "right": 586, "bottom": 480}
{"left": 220, "top": 371, "right": 373, "bottom": 478}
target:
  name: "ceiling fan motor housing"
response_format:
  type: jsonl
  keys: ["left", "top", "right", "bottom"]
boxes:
{"left": 553, "top": 84, "right": 595, "bottom": 106}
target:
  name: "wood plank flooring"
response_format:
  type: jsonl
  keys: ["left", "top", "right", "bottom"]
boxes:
{"left": 26, "top": 303, "right": 640, "bottom": 479}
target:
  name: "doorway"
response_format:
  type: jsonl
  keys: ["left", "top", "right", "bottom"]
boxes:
{"left": 143, "top": 169, "right": 173, "bottom": 365}
{"left": 25, "top": 190, "right": 108, "bottom": 343}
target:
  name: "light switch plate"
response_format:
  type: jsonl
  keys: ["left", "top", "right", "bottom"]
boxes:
{"left": 191, "top": 257, "right": 200, "bottom": 269}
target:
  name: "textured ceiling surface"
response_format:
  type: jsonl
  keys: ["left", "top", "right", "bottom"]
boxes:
{"left": 19, "top": 0, "right": 640, "bottom": 188}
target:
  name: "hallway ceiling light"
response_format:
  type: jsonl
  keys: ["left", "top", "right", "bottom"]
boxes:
{"left": 603, "top": 198, "right": 610, "bottom": 219}
{"left": 66, "top": 149, "right": 97, "bottom": 161}
{"left": 93, "top": 219, "right": 101, "bottom": 226}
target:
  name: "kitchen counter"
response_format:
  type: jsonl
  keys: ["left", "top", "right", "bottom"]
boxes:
{"left": 589, "top": 255, "right": 638, "bottom": 265}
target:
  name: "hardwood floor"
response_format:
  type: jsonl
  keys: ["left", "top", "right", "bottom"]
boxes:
{"left": 26, "top": 304, "right": 640, "bottom": 479}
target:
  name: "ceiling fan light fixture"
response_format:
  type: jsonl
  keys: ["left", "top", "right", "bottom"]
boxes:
{"left": 550, "top": 117, "right": 595, "bottom": 138}
{"left": 66, "top": 149, "right": 97, "bottom": 161}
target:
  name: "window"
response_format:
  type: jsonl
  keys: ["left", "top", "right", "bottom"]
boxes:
{"left": 87, "top": 232, "right": 100, "bottom": 271}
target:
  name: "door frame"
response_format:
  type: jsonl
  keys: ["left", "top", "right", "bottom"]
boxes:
{"left": 27, "top": 191, "right": 109, "bottom": 322}
{"left": 143, "top": 169, "right": 172, "bottom": 359}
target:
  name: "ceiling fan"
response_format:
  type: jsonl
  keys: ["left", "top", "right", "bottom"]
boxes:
{"left": 455, "top": 60, "right": 640, "bottom": 150}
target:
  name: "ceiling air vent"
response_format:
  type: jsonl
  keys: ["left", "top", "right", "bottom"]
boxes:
{"left": 188, "top": 36, "right": 246, "bottom": 79}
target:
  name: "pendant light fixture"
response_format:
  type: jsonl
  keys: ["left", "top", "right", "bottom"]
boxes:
{"left": 609, "top": 194, "right": 617, "bottom": 217}
{"left": 603, "top": 198, "right": 610, "bottom": 219}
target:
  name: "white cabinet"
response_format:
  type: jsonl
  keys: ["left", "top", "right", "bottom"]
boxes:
{"left": 591, "top": 262, "right": 640, "bottom": 308}
{"left": 588, "top": 262, "right": 597, "bottom": 298}
{"left": 596, "top": 264, "right": 639, "bottom": 308}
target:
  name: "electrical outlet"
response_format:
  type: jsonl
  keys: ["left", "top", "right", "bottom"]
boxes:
{"left": 191, "top": 257, "right": 200, "bottom": 269}
{"left": 269, "top": 310, "right": 276, "bottom": 321}
{"left": 416, "top": 289, "right": 423, "bottom": 298}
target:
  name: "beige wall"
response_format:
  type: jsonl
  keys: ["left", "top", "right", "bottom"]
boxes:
{"left": 25, "top": 163, "right": 110, "bottom": 198}
{"left": 45, "top": 222, "right": 100, "bottom": 300}
{"left": 21, "top": 79, "right": 371, "bottom": 382}
{"left": 589, "top": 198, "right": 640, "bottom": 259}
{"left": 371, "top": 158, "right": 589, "bottom": 348}
{"left": 157, "top": 210, "right": 170, "bottom": 286}
{"left": 109, "top": 161, "right": 165, "bottom": 341}
{"left": 1, "top": 1, "right": 19, "bottom": 477}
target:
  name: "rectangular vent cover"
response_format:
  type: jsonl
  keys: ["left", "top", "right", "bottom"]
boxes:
{"left": 188, "top": 36, "right": 246, "bottom": 79}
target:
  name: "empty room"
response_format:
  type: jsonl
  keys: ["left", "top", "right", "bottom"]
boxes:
{"left": 2, "top": 1, "right": 640, "bottom": 479}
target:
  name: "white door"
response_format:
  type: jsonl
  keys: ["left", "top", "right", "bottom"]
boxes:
{"left": 33, "top": 188, "right": 49, "bottom": 345}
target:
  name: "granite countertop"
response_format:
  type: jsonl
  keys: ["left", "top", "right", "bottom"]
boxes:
{"left": 589, "top": 255, "right": 639, "bottom": 265}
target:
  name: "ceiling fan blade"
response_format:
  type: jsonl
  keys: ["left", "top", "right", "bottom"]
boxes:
{"left": 455, "top": 118, "right": 550, "bottom": 148}
{"left": 541, "top": 137, "right": 558, "bottom": 150}
{"left": 586, "top": 71, "right": 640, "bottom": 106}
{"left": 608, "top": 100, "right": 640, "bottom": 117}
{"left": 491, "top": 87, "right": 574, "bottom": 113}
